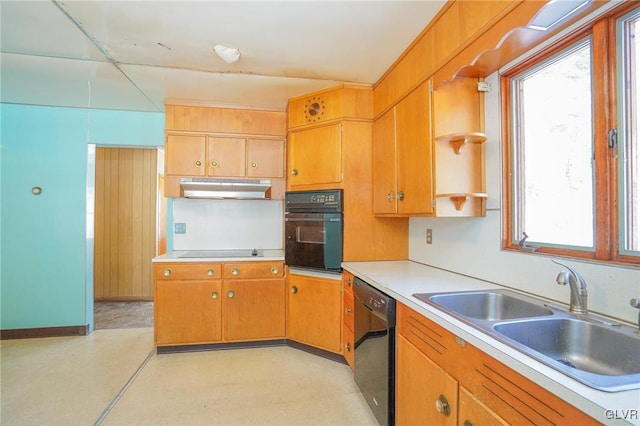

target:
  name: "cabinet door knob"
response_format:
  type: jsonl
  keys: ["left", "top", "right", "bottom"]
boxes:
{"left": 435, "top": 395, "right": 451, "bottom": 416}
{"left": 211, "top": 160, "right": 218, "bottom": 168}
{"left": 397, "top": 191, "right": 405, "bottom": 201}
{"left": 345, "top": 307, "right": 352, "bottom": 314}
{"left": 270, "top": 266, "right": 279, "bottom": 275}
{"left": 387, "top": 192, "right": 395, "bottom": 201}
{"left": 195, "top": 160, "right": 202, "bottom": 167}
{"left": 291, "top": 286, "right": 298, "bottom": 294}
{"left": 291, "top": 168, "right": 298, "bottom": 176}
{"left": 211, "top": 291, "right": 218, "bottom": 299}
{"left": 250, "top": 162, "right": 257, "bottom": 169}
{"left": 231, "top": 268, "right": 239, "bottom": 276}
{"left": 346, "top": 277, "right": 352, "bottom": 287}
{"left": 346, "top": 342, "right": 351, "bottom": 352}
{"left": 207, "top": 268, "right": 215, "bottom": 277}
{"left": 463, "top": 421, "right": 474, "bottom": 426}
{"left": 227, "top": 290, "right": 235, "bottom": 298}
{"left": 163, "top": 269, "right": 172, "bottom": 277}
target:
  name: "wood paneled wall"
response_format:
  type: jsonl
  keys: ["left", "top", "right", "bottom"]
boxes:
{"left": 94, "top": 148, "right": 158, "bottom": 301}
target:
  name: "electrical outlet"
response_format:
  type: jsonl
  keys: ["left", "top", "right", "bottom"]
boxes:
{"left": 174, "top": 222, "right": 187, "bottom": 234}
{"left": 426, "top": 228, "right": 433, "bottom": 244}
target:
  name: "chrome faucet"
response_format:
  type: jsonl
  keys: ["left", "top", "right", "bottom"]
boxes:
{"left": 552, "top": 260, "right": 588, "bottom": 314}
{"left": 630, "top": 298, "right": 640, "bottom": 333}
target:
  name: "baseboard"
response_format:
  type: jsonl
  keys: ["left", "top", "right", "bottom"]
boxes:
{"left": 0, "top": 325, "right": 89, "bottom": 340}
{"left": 156, "top": 339, "right": 348, "bottom": 366}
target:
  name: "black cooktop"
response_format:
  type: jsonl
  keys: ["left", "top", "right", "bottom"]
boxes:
{"left": 179, "top": 249, "right": 263, "bottom": 258}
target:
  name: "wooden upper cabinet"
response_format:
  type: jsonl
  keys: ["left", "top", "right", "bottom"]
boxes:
{"left": 166, "top": 104, "right": 286, "bottom": 136}
{"left": 373, "top": 80, "right": 434, "bottom": 216}
{"left": 165, "top": 134, "right": 207, "bottom": 176}
{"left": 207, "top": 137, "right": 246, "bottom": 177}
{"left": 396, "top": 80, "right": 434, "bottom": 216}
{"left": 372, "top": 108, "right": 397, "bottom": 215}
{"left": 247, "top": 139, "right": 284, "bottom": 178}
{"left": 165, "top": 135, "right": 284, "bottom": 180}
{"left": 288, "top": 123, "right": 342, "bottom": 188}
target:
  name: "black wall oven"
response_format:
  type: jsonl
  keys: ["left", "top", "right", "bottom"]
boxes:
{"left": 285, "top": 189, "right": 343, "bottom": 273}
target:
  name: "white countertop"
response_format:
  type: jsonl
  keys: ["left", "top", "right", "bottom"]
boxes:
{"left": 153, "top": 249, "right": 285, "bottom": 263}
{"left": 342, "top": 260, "right": 640, "bottom": 426}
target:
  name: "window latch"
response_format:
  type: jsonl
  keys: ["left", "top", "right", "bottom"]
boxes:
{"left": 608, "top": 128, "right": 617, "bottom": 149}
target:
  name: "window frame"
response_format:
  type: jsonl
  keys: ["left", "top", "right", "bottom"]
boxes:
{"left": 501, "top": 2, "right": 639, "bottom": 267}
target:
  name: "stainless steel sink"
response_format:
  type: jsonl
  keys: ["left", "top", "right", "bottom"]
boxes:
{"left": 413, "top": 289, "right": 640, "bottom": 391}
{"left": 493, "top": 318, "right": 640, "bottom": 391}
{"left": 417, "top": 290, "right": 553, "bottom": 321}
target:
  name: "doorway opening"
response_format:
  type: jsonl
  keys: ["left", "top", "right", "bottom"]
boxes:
{"left": 93, "top": 147, "right": 164, "bottom": 329}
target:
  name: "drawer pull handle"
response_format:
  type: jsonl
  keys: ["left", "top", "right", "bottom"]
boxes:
{"left": 346, "top": 342, "right": 351, "bottom": 352}
{"left": 207, "top": 268, "right": 215, "bottom": 277}
{"left": 227, "top": 290, "right": 235, "bottom": 298}
{"left": 435, "top": 395, "right": 451, "bottom": 416}
{"left": 291, "top": 286, "right": 298, "bottom": 294}
{"left": 270, "top": 266, "right": 279, "bottom": 275}
{"left": 211, "top": 292, "right": 218, "bottom": 299}
{"left": 291, "top": 168, "right": 298, "bottom": 176}
{"left": 231, "top": 268, "right": 239, "bottom": 276}
{"left": 163, "top": 269, "right": 172, "bottom": 277}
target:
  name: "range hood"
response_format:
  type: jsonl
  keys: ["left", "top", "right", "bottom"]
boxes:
{"left": 180, "top": 177, "right": 271, "bottom": 199}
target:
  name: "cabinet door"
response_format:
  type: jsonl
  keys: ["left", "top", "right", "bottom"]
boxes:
{"left": 206, "top": 137, "right": 246, "bottom": 177}
{"left": 223, "top": 279, "right": 286, "bottom": 341}
{"left": 396, "top": 335, "right": 458, "bottom": 426}
{"left": 155, "top": 280, "right": 222, "bottom": 345}
{"left": 287, "top": 274, "right": 342, "bottom": 353}
{"left": 373, "top": 107, "right": 398, "bottom": 214}
{"left": 247, "top": 139, "right": 284, "bottom": 178}
{"left": 288, "top": 124, "right": 342, "bottom": 187}
{"left": 165, "top": 134, "right": 206, "bottom": 176}
{"left": 395, "top": 80, "right": 435, "bottom": 215}
{"left": 458, "top": 386, "right": 508, "bottom": 426}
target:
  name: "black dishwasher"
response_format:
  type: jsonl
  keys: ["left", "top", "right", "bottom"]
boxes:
{"left": 353, "top": 277, "right": 396, "bottom": 426}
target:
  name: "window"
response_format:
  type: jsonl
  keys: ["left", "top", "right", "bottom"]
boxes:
{"left": 502, "top": 3, "right": 640, "bottom": 265}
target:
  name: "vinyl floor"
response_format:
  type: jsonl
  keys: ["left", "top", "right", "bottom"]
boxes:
{"left": 1, "top": 310, "right": 378, "bottom": 425}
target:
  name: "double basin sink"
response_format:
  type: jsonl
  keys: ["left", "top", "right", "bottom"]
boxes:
{"left": 413, "top": 289, "right": 640, "bottom": 392}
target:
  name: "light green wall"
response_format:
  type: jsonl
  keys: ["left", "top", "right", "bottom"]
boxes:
{"left": 0, "top": 103, "right": 164, "bottom": 331}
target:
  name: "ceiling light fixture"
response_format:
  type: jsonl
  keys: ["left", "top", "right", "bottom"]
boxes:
{"left": 213, "top": 44, "right": 241, "bottom": 64}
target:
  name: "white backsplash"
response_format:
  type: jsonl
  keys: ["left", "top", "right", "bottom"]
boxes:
{"left": 172, "top": 198, "right": 284, "bottom": 250}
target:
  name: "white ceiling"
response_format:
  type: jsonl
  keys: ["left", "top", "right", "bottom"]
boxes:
{"left": 0, "top": 1, "right": 446, "bottom": 112}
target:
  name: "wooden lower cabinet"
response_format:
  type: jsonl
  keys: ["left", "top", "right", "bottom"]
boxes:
{"left": 154, "top": 261, "right": 285, "bottom": 346}
{"left": 155, "top": 279, "right": 222, "bottom": 345}
{"left": 458, "top": 386, "right": 508, "bottom": 426}
{"left": 287, "top": 273, "right": 342, "bottom": 353}
{"left": 396, "top": 303, "right": 599, "bottom": 426}
{"left": 223, "top": 279, "right": 285, "bottom": 341}
{"left": 396, "top": 334, "right": 458, "bottom": 426}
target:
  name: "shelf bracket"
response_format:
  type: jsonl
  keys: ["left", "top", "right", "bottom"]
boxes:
{"left": 450, "top": 195, "right": 468, "bottom": 211}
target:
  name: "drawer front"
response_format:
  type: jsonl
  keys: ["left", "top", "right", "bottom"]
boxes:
{"left": 343, "top": 289, "right": 354, "bottom": 331}
{"left": 223, "top": 261, "right": 284, "bottom": 279}
{"left": 154, "top": 262, "right": 222, "bottom": 280}
{"left": 342, "top": 271, "right": 354, "bottom": 295}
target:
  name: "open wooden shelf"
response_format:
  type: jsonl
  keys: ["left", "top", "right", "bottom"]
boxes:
{"left": 436, "top": 132, "right": 486, "bottom": 155}
{"left": 436, "top": 192, "right": 487, "bottom": 211}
